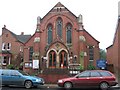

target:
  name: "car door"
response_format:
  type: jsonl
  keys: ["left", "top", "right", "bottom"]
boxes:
{"left": 73, "top": 71, "right": 90, "bottom": 87}
{"left": 9, "top": 70, "right": 24, "bottom": 85}
{"left": 1, "top": 70, "right": 11, "bottom": 85}
{"left": 89, "top": 71, "right": 102, "bottom": 86}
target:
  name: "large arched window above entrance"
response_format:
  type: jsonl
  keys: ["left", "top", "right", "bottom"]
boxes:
{"left": 47, "top": 24, "right": 53, "bottom": 44}
{"left": 66, "top": 23, "right": 72, "bottom": 44}
{"left": 56, "top": 17, "right": 62, "bottom": 38}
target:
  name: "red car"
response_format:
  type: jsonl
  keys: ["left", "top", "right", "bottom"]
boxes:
{"left": 57, "top": 70, "right": 118, "bottom": 89}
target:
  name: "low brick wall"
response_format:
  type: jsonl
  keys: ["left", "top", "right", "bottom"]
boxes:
{"left": 38, "top": 74, "right": 69, "bottom": 84}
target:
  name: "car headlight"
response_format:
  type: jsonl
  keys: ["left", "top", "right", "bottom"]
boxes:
{"left": 58, "top": 80, "right": 63, "bottom": 83}
{"left": 36, "top": 79, "right": 41, "bottom": 82}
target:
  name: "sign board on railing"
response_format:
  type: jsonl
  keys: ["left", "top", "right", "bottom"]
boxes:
{"left": 33, "top": 60, "right": 39, "bottom": 69}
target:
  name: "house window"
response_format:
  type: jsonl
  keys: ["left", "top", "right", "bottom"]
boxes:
{"left": 56, "top": 17, "right": 62, "bottom": 38}
{"left": 2, "top": 43, "right": 11, "bottom": 50}
{"left": 7, "top": 43, "right": 11, "bottom": 50}
{"left": 20, "top": 46, "right": 23, "bottom": 52}
{"left": 47, "top": 24, "right": 53, "bottom": 44}
{"left": 2, "top": 56, "right": 7, "bottom": 65}
{"left": 29, "top": 47, "right": 33, "bottom": 61}
{"left": 2, "top": 43, "right": 6, "bottom": 50}
{"left": 66, "top": 23, "right": 72, "bottom": 44}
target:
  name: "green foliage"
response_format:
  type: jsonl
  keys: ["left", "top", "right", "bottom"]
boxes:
{"left": 80, "top": 51, "right": 84, "bottom": 57}
{"left": 100, "top": 49, "right": 106, "bottom": 60}
{"left": 7, "top": 64, "right": 15, "bottom": 69}
{"left": 87, "top": 64, "right": 96, "bottom": 70}
{"left": 79, "top": 65, "right": 84, "bottom": 70}
{"left": 77, "top": 65, "right": 84, "bottom": 71}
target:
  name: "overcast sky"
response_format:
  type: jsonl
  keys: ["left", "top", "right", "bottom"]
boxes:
{"left": 0, "top": 0, "right": 119, "bottom": 50}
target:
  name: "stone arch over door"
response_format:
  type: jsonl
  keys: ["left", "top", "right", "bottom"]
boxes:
{"left": 46, "top": 49, "right": 57, "bottom": 68}
{"left": 46, "top": 48, "right": 69, "bottom": 68}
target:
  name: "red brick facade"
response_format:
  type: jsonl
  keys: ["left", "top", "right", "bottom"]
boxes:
{"left": 0, "top": 25, "right": 31, "bottom": 69}
{"left": 106, "top": 17, "right": 120, "bottom": 83}
{"left": 23, "top": 2, "right": 100, "bottom": 73}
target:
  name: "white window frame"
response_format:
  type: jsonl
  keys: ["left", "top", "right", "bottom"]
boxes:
{"left": 7, "top": 43, "right": 11, "bottom": 50}
{"left": 2, "top": 43, "right": 6, "bottom": 50}
{"left": 2, "top": 56, "right": 7, "bottom": 65}
{"left": 20, "top": 46, "right": 23, "bottom": 52}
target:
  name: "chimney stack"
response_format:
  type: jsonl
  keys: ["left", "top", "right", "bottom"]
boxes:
{"left": 21, "top": 32, "right": 24, "bottom": 35}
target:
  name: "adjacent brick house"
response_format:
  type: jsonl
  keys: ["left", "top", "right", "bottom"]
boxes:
{"left": 106, "top": 16, "right": 120, "bottom": 83}
{"left": 23, "top": 2, "right": 100, "bottom": 74}
{"left": 0, "top": 25, "right": 31, "bottom": 69}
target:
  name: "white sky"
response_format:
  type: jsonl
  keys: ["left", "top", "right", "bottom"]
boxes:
{"left": 0, "top": 0, "right": 119, "bottom": 50}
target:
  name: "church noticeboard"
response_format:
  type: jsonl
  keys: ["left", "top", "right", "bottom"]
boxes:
{"left": 33, "top": 60, "right": 39, "bottom": 69}
{"left": 24, "top": 62, "right": 32, "bottom": 68}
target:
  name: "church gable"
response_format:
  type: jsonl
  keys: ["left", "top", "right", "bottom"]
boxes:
{"left": 41, "top": 2, "right": 77, "bottom": 22}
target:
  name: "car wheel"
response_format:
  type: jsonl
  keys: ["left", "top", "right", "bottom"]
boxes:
{"left": 64, "top": 82, "right": 72, "bottom": 89}
{"left": 24, "top": 80, "right": 32, "bottom": 89}
{"left": 100, "top": 82, "right": 109, "bottom": 90}
{"left": 4, "top": 85, "right": 9, "bottom": 87}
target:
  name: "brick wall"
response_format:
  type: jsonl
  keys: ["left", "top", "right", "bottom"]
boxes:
{"left": 38, "top": 74, "right": 69, "bottom": 84}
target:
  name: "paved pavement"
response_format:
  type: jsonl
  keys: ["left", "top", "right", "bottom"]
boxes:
{"left": 1, "top": 83, "right": 120, "bottom": 90}
{"left": 1, "top": 84, "right": 120, "bottom": 90}
{"left": 111, "top": 84, "right": 120, "bottom": 89}
{"left": 43, "top": 84, "right": 58, "bottom": 88}
{"left": 43, "top": 84, "right": 120, "bottom": 89}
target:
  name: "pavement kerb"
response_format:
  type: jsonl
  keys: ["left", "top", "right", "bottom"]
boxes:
{"left": 43, "top": 84, "right": 58, "bottom": 88}
{"left": 43, "top": 84, "right": 120, "bottom": 89}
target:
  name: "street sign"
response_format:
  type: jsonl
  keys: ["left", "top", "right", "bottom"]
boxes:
{"left": 97, "top": 59, "right": 106, "bottom": 69}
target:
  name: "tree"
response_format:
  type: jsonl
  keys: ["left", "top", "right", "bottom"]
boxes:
{"left": 100, "top": 49, "right": 106, "bottom": 60}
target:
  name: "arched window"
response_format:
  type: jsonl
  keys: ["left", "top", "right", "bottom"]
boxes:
{"left": 56, "top": 18, "right": 62, "bottom": 38}
{"left": 66, "top": 23, "right": 72, "bottom": 44}
{"left": 47, "top": 24, "right": 53, "bottom": 44}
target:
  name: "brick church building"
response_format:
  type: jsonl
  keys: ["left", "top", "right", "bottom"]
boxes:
{"left": 23, "top": 2, "right": 100, "bottom": 73}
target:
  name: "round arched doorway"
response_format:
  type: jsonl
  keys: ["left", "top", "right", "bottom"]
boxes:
{"left": 47, "top": 49, "right": 68, "bottom": 68}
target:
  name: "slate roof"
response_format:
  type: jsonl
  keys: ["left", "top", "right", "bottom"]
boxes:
{"left": 9, "top": 30, "right": 31, "bottom": 43}
{"left": 2, "top": 26, "right": 31, "bottom": 43}
{"left": 16, "top": 35, "right": 31, "bottom": 43}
